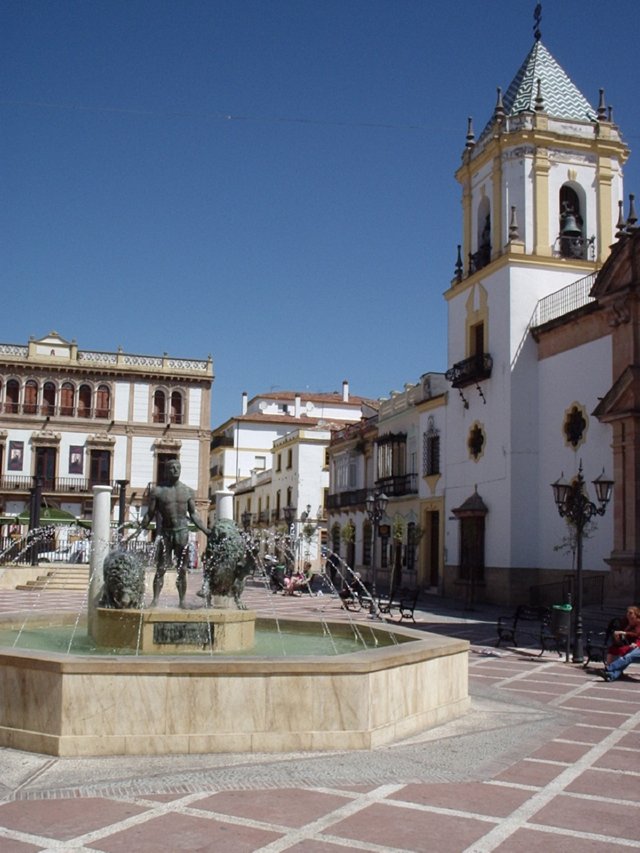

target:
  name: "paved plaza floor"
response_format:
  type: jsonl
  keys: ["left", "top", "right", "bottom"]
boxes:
{"left": 0, "top": 578, "right": 638, "bottom": 852}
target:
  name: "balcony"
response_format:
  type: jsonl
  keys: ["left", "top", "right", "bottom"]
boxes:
{"left": 1, "top": 403, "right": 112, "bottom": 419}
{"left": 326, "top": 488, "right": 368, "bottom": 510}
{"left": 211, "top": 435, "right": 234, "bottom": 450}
{"left": 445, "top": 353, "right": 493, "bottom": 389}
{"left": 0, "top": 476, "right": 121, "bottom": 494}
{"left": 374, "top": 474, "right": 418, "bottom": 497}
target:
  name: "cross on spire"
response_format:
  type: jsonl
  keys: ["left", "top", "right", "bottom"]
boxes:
{"left": 533, "top": 3, "right": 542, "bottom": 42}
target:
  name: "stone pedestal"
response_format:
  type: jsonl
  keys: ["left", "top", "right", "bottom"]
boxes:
{"left": 93, "top": 607, "right": 256, "bottom": 654}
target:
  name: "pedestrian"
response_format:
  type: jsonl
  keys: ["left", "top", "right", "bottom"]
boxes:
{"left": 599, "top": 643, "right": 640, "bottom": 682}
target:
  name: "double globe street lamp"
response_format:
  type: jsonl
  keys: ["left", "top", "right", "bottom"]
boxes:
{"left": 551, "top": 461, "right": 614, "bottom": 663}
{"left": 365, "top": 491, "right": 388, "bottom": 605}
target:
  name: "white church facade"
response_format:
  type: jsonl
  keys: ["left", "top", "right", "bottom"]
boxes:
{"left": 327, "top": 26, "right": 639, "bottom": 606}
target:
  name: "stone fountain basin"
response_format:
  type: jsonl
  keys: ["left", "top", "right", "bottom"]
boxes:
{"left": 0, "top": 613, "right": 469, "bottom": 757}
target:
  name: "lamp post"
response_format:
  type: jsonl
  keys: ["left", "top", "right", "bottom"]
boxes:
{"left": 551, "top": 461, "right": 613, "bottom": 663}
{"left": 29, "top": 475, "right": 43, "bottom": 566}
{"left": 300, "top": 504, "right": 314, "bottom": 570}
{"left": 365, "top": 491, "right": 388, "bottom": 603}
{"left": 116, "top": 479, "right": 129, "bottom": 536}
{"left": 282, "top": 504, "right": 297, "bottom": 574}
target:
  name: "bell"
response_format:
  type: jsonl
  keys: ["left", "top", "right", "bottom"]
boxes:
{"left": 560, "top": 210, "right": 582, "bottom": 239}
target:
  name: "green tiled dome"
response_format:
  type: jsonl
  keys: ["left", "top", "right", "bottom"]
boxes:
{"left": 504, "top": 41, "right": 595, "bottom": 121}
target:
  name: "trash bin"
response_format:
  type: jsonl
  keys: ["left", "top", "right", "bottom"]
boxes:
{"left": 551, "top": 603, "right": 572, "bottom": 637}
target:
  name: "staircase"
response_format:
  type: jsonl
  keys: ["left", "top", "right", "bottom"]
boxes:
{"left": 16, "top": 565, "right": 90, "bottom": 592}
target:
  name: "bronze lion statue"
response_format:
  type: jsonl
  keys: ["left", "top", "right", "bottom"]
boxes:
{"left": 201, "top": 518, "right": 250, "bottom": 608}
{"left": 99, "top": 549, "right": 146, "bottom": 609}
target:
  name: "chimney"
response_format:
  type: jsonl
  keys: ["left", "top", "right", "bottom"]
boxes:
{"left": 342, "top": 380, "right": 349, "bottom": 402}
{"left": 295, "top": 394, "right": 301, "bottom": 417}
{"left": 241, "top": 392, "right": 248, "bottom": 415}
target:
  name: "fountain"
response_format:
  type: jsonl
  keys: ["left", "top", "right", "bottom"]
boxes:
{"left": 0, "top": 488, "right": 469, "bottom": 757}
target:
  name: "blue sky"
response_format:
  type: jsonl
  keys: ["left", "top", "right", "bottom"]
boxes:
{"left": 3, "top": 0, "right": 640, "bottom": 426}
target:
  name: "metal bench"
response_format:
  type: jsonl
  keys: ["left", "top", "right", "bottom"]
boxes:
{"left": 378, "top": 588, "right": 420, "bottom": 622}
{"left": 497, "top": 604, "right": 562, "bottom": 656}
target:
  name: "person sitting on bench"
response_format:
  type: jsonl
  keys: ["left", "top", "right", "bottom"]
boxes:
{"left": 606, "top": 605, "right": 640, "bottom": 664}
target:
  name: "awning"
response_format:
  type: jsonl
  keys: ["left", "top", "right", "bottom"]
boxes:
{"left": 16, "top": 507, "right": 91, "bottom": 528}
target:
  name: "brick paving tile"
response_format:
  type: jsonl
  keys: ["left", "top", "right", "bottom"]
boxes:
{"left": 592, "top": 748, "right": 640, "bottom": 773}
{"left": 565, "top": 769, "right": 637, "bottom": 802}
{"left": 285, "top": 840, "right": 371, "bottom": 852}
{"left": 493, "top": 759, "right": 566, "bottom": 787}
{"left": 322, "top": 801, "right": 493, "bottom": 853}
{"left": 90, "top": 811, "right": 283, "bottom": 853}
{"left": 138, "top": 793, "right": 189, "bottom": 802}
{"left": 527, "top": 740, "right": 594, "bottom": 763}
{"left": 470, "top": 674, "right": 505, "bottom": 684}
{"left": 503, "top": 679, "right": 581, "bottom": 694}
{"left": 498, "top": 688, "right": 564, "bottom": 704}
{"left": 529, "top": 793, "right": 640, "bottom": 841}
{"left": 189, "top": 788, "right": 353, "bottom": 828}
{"left": 573, "top": 696, "right": 639, "bottom": 714}
{"left": 386, "top": 781, "right": 531, "bottom": 817}
{"left": 0, "top": 797, "right": 146, "bottom": 841}
{"left": 493, "top": 826, "right": 634, "bottom": 852}
{"left": 616, "top": 731, "right": 640, "bottom": 750}
{"left": 558, "top": 724, "right": 616, "bottom": 744}
{"left": 0, "top": 839, "right": 42, "bottom": 853}
{"left": 555, "top": 710, "right": 634, "bottom": 727}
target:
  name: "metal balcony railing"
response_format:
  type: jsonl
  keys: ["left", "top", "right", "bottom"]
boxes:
{"left": 374, "top": 474, "right": 418, "bottom": 497}
{"left": 445, "top": 353, "right": 493, "bottom": 389}
{"left": 531, "top": 273, "right": 597, "bottom": 327}
{"left": 326, "top": 488, "right": 368, "bottom": 510}
{"left": 0, "top": 476, "right": 120, "bottom": 494}
{"left": 0, "top": 403, "right": 112, "bottom": 419}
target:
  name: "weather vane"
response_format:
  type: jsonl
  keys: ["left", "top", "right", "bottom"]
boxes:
{"left": 533, "top": 4, "right": 542, "bottom": 42}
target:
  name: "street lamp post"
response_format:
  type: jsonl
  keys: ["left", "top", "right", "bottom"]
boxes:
{"left": 551, "top": 461, "right": 614, "bottom": 663}
{"left": 282, "top": 504, "right": 297, "bottom": 574}
{"left": 29, "top": 475, "right": 43, "bottom": 566}
{"left": 365, "top": 491, "right": 388, "bottom": 605}
{"left": 116, "top": 479, "right": 129, "bottom": 536}
{"left": 299, "top": 504, "right": 313, "bottom": 570}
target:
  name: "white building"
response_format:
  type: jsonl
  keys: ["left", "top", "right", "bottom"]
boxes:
{"left": 442, "top": 33, "right": 626, "bottom": 604}
{"left": 211, "top": 382, "right": 376, "bottom": 510}
{"left": 0, "top": 332, "right": 213, "bottom": 546}
{"left": 327, "top": 26, "right": 639, "bottom": 607}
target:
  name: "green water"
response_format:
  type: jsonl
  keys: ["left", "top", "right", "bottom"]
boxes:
{"left": 0, "top": 624, "right": 401, "bottom": 657}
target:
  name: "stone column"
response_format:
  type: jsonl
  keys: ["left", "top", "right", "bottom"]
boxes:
{"left": 88, "top": 485, "right": 113, "bottom": 640}
{"left": 216, "top": 489, "right": 234, "bottom": 522}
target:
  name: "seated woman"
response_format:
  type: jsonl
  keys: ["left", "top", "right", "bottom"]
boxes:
{"left": 606, "top": 605, "right": 640, "bottom": 664}
{"left": 283, "top": 562, "right": 312, "bottom": 595}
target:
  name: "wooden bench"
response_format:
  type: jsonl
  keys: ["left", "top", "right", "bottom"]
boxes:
{"left": 378, "top": 588, "right": 420, "bottom": 622}
{"left": 496, "top": 605, "right": 563, "bottom": 656}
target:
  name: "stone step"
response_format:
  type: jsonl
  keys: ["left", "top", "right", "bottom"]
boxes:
{"left": 15, "top": 566, "right": 90, "bottom": 592}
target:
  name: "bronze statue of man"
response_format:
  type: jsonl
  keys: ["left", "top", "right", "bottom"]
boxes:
{"left": 140, "top": 459, "right": 209, "bottom": 608}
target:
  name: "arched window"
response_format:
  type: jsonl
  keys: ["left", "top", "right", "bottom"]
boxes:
{"left": 559, "top": 184, "right": 586, "bottom": 259}
{"left": 60, "top": 382, "right": 75, "bottom": 417}
{"left": 78, "top": 384, "right": 92, "bottom": 418}
{"left": 153, "top": 389, "right": 166, "bottom": 423}
{"left": 5, "top": 379, "right": 19, "bottom": 414}
{"left": 170, "top": 391, "right": 183, "bottom": 424}
{"left": 24, "top": 380, "right": 38, "bottom": 415}
{"left": 95, "top": 385, "right": 110, "bottom": 419}
{"left": 42, "top": 382, "right": 56, "bottom": 416}
{"left": 473, "top": 197, "right": 491, "bottom": 271}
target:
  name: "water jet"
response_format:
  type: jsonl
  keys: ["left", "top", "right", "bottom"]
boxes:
{"left": 0, "top": 488, "right": 469, "bottom": 757}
